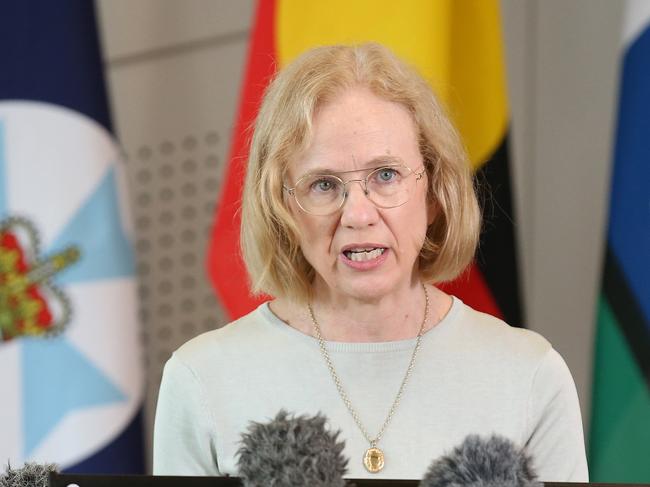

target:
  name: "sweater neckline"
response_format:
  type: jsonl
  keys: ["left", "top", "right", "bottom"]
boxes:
{"left": 258, "top": 295, "right": 463, "bottom": 353}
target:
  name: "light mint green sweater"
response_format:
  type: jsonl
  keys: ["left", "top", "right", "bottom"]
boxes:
{"left": 153, "top": 297, "right": 588, "bottom": 481}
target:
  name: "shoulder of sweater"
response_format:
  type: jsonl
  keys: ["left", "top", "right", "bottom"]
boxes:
{"left": 172, "top": 303, "right": 272, "bottom": 364}
{"left": 453, "top": 300, "right": 553, "bottom": 363}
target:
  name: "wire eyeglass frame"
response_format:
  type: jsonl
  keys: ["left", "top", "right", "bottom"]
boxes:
{"left": 283, "top": 163, "right": 426, "bottom": 216}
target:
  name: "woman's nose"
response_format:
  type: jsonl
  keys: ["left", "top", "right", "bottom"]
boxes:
{"left": 339, "top": 181, "right": 379, "bottom": 228}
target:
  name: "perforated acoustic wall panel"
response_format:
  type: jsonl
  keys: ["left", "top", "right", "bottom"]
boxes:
{"left": 128, "top": 133, "right": 227, "bottom": 369}
{"left": 124, "top": 130, "right": 233, "bottom": 453}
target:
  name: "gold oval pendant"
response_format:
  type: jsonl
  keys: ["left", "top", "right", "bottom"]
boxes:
{"left": 363, "top": 447, "right": 385, "bottom": 473}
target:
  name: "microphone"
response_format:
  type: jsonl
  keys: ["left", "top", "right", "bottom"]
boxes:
{"left": 236, "top": 410, "right": 348, "bottom": 487}
{"left": 420, "top": 435, "right": 540, "bottom": 487}
{"left": 0, "top": 462, "right": 57, "bottom": 487}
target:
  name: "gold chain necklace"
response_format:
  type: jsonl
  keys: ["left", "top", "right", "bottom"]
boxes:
{"left": 308, "top": 283, "right": 429, "bottom": 474}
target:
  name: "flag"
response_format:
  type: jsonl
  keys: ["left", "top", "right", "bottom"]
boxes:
{"left": 588, "top": 0, "right": 650, "bottom": 482}
{"left": 0, "top": 2, "right": 144, "bottom": 473}
{"left": 208, "top": 0, "right": 522, "bottom": 327}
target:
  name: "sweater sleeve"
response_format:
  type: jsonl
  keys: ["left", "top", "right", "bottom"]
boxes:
{"left": 153, "top": 354, "right": 220, "bottom": 475}
{"left": 525, "top": 347, "right": 589, "bottom": 482}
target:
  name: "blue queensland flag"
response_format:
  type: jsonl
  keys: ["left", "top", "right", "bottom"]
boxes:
{"left": 0, "top": 2, "right": 144, "bottom": 473}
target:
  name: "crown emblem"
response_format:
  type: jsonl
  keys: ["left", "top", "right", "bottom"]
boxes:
{"left": 0, "top": 216, "right": 80, "bottom": 341}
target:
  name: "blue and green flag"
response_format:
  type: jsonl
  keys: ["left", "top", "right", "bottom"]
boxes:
{"left": 589, "top": 0, "right": 650, "bottom": 482}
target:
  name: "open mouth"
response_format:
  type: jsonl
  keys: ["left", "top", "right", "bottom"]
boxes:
{"left": 343, "top": 247, "right": 387, "bottom": 262}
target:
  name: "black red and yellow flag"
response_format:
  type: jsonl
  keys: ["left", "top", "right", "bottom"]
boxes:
{"left": 208, "top": 0, "right": 523, "bottom": 327}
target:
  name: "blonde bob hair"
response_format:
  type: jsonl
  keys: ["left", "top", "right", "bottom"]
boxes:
{"left": 241, "top": 42, "right": 480, "bottom": 304}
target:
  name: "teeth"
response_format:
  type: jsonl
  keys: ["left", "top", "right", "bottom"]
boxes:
{"left": 345, "top": 248, "right": 385, "bottom": 262}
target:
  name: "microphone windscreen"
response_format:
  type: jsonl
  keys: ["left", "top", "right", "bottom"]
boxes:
{"left": 237, "top": 410, "right": 348, "bottom": 487}
{"left": 0, "top": 462, "right": 57, "bottom": 487}
{"left": 420, "top": 435, "right": 540, "bottom": 487}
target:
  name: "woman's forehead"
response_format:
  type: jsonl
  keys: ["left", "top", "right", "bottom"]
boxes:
{"left": 311, "top": 90, "right": 417, "bottom": 141}
{"left": 285, "top": 87, "right": 421, "bottom": 178}
{"left": 289, "top": 134, "right": 421, "bottom": 177}
{"left": 293, "top": 128, "right": 419, "bottom": 173}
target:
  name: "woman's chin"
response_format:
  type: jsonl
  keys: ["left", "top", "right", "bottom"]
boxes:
{"left": 313, "top": 264, "right": 415, "bottom": 303}
{"left": 333, "top": 278, "right": 399, "bottom": 304}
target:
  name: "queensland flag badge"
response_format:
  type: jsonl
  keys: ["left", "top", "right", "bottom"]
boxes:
{"left": 0, "top": 216, "right": 80, "bottom": 341}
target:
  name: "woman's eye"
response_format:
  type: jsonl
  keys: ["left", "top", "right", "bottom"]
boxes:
{"left": 376, "top": 168, "right": 398, "bottom": 182}
{"left": 311, "top": 178, "right": 337, "bottom": 192}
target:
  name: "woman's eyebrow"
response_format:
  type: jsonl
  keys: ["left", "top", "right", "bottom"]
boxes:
{"left": 366, "top": 155, "right": 403, "bottom": 166}
{"left": 300, "top": 156, "right": 403, "bottom": 176}
{"left": 299, "top": 166, "right": 337, "bottom": 176}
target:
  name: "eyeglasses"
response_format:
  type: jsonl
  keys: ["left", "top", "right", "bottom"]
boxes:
{"left": 284, "top": 163, "right": 425, "bottom": 216}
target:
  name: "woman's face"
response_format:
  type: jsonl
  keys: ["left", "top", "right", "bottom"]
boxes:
{"left": 287, "top": 87, "right": 433, "bottom": 302}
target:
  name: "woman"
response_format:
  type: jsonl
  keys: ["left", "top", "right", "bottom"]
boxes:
{"left": 153, "top": 43, "right": 588, "bottom": 481}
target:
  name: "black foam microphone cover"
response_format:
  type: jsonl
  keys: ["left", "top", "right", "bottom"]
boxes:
{"left": 0, "top": 462, "right": 57, "bottom": 487}
{"left": 420, "top": 435, "right": 540, "bottom": 487}
{"left": 237, "top": 410, "right": 348, "bottom": 487}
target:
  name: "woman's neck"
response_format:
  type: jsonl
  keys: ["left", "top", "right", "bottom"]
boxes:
{"left": 270, "top": 281, "right": 452, "bottom": 343}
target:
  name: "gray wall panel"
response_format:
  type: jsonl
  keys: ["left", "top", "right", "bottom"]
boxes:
{"left": 97, "top": 1, "right": 254, "bottom": 469}
{"left": 98, "top": 0, "right": 253, "bottom": 60}
{"left": 526, "top": 0, "right": 622, "bottom": 430}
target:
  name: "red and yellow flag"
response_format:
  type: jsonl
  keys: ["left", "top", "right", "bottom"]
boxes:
{"left": 208, "top": 0, "right": 522, "bottom": 326}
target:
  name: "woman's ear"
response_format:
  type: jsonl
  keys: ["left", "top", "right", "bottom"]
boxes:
{"left": 426, "top": 193, "right": 437, "bottom": 226}
{"left": 421, "top": 162, "right": 437, "bottom": 226}
{"left": 427, "top": 207, "right": 436, "bottom": 226}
